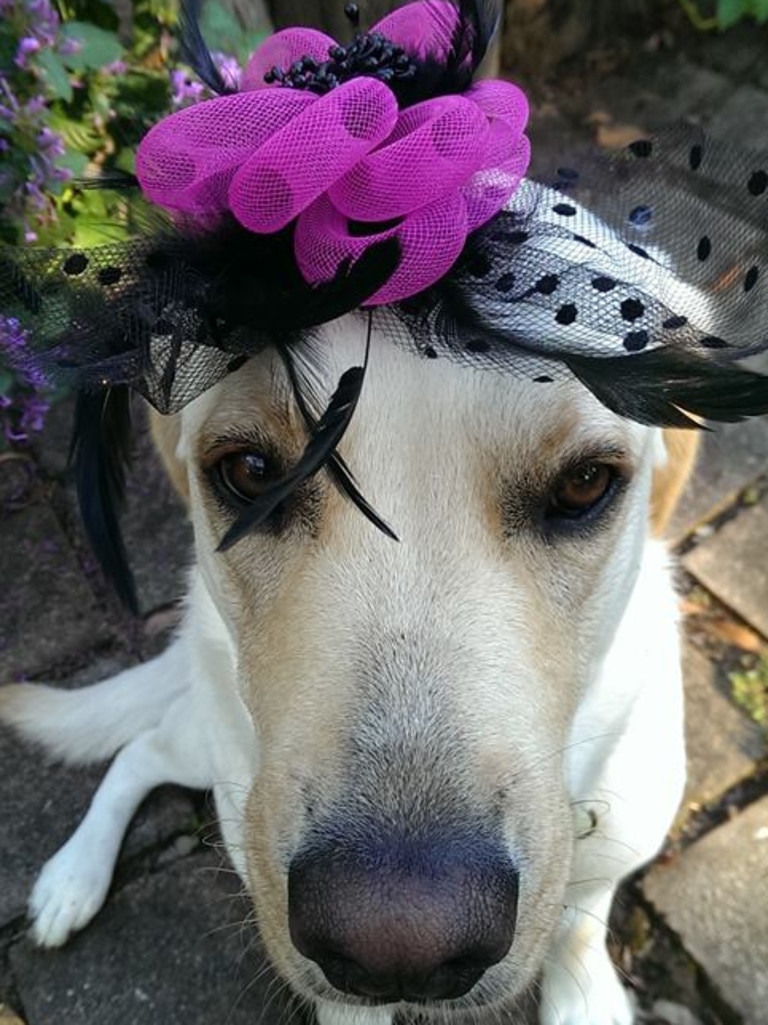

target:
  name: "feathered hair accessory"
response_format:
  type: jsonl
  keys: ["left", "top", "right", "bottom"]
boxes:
{"left": 3, "top": 0, "right": 768, "bottom": 609}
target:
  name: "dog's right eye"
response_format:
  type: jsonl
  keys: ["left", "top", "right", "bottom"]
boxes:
{"left": 215, "top": 451, "right": 272, "bottom": 504}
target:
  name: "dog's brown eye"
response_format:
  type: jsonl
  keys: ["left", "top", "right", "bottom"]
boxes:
{"left": 549, "top": 462, "right": 614, "bottom": 518}
{"left": 217, "top": 451, "right": 270, "bottom": 503}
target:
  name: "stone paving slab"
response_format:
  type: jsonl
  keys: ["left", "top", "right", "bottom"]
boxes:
{"left": 644, "top": 796, "right": 768, "bottom": 1025}
{"left": 0, "top": 656, "right": 198, "bottom": 929}
{"left": 9, "top": 851, "right": 294, "bottom": 1025}
{"left": 120, "top": 419, "right": 192, "bottom": 616}
{"left": 0, "top": 486, "right": 115, "bottom": 681}
{"left": 680, "top": 641, "right": 766, "bottom": 811}
{"left": 707, "top": 84, "right": 768, "bottom": 150}
{"left": 683, "top": 491, "right": 768, "bottom": 639}
{"left": 666, "top": 418, "right": 768, "bottom": 540}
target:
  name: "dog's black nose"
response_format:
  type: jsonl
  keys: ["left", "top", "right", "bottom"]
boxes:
{"left": 288, "top": 832, "right": 518, "bottom": 1003}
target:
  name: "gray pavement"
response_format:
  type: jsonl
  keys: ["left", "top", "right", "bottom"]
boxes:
{"left": 2, "top": 17, "right": 768, "bottom": 1025}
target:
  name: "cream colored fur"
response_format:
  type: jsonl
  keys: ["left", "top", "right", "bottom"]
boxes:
{"left": 0, "top": 316, "right": 691, "bottom": 1025}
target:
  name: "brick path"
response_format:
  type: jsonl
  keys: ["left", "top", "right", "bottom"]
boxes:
{"left": 1, "top": 22, "right": 768, "bottom": 1025}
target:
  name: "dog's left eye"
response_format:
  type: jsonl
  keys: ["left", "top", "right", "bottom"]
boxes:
{"left": 547, "top": 462, "right": 617, "bottom": 520}
{"left": 216, "top": 451, "right": 272, "bottom": 503}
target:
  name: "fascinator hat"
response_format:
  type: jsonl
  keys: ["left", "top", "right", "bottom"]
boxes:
{"left": 3, "top": 0, "right": 768, "bottom": 610}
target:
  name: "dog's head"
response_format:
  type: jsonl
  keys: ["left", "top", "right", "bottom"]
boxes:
{"left": 157, "top": 312, "right": 664, "bottom": 1015}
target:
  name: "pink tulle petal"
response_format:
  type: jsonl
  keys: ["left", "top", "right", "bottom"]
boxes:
{"left": 373, "top": 0, "right": 460, "bottom": 61}
{"left": 136, "top": 90, "right": 315, "bottom": 216}
{"left": 229, "top": 78, "right": 398, "bottom": 234}
{"left": 328, "top": 95, "right": 489, "bottom": 221}
{"left": 241, "top": 28, "right": 336, "bottom": 91}
{"left": 466, "top": 80, "right": 529, "bottom": 135}
{"left": 295, "top": 191, "right": 468, "bottom": 305}
{"left": 463, "top": 133, "right": 530, "bottom": 231}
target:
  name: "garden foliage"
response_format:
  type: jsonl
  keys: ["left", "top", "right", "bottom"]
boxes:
{"left": 0, "top": 0, "right": 262, "bottom": 446}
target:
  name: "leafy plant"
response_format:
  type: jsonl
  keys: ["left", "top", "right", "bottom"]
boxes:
{"left": 0, "top": 0, "right": 262, "bottom": 448}
{"left": 679, "top": 0, "right": 768, "bottom": 30}
{"left": 730, "top": 655, "right": 768, "bottom": 734}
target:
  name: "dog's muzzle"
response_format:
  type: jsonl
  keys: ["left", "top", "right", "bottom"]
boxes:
{"left": 288, "top": 828, "right": 519, "bottom": 1003}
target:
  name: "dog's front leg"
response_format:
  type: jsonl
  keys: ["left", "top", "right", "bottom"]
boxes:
{"left": 29, "top": 688, "right": 214, "bottom": 948}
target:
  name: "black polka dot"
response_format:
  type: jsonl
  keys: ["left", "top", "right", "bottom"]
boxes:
{"left": 620, "top": 297, "right": 645, "bottom": 322}
{"left": 629, "top": 205, "right": 652, "bottom": 227}
{"left": 700, "top": 335, "right": 728, "bottom": 349}
{"left": 63, "top": 253, "right": 88, "bottom": 276}
{"left": 98, "top": 266, "right": 122, "bottom": 286}
{"left": 534, "top": 375, "right": 554, "bottom": 383}
{"left": 572, "top": 233, "right": 597, "bottom": 249}
{"left": 556, "top": 167, "right": 580, "bottom": 181}
{"left": 424, "top": 346, "right": 438, "bottom": 359}
{"left": 468, "top": 254, "right": 491, "bottom": 278}
{"left": 627, "top": 243, "right": 651, "bottom": 260}
{"left": 744, "top": 265, "right": 760, "bottom": 292}
{"left": 663, "top": 315, "right": 688, "bottom": 330}
{"left": 697, "top": 236, "right": 711, "bottom": 261}
{"left": 552, "top": 203, "right": 577, "bottom": 217}
{"left": 624, "top": 330, "right": 649, "bottom": 351}
{"left": 689, "top": 144, "right": 703, "bottom": 170}
{"left": 747, "top": 170, "right": 767, "bottom": 196}
{"left": 466, "top": 338, "right": 490, "bottom": 354}
{"left": 629, "top": 139, "right": 653, "bottom": 158}
{"left": 495, "top": 272, "right": 516, "bottom": 292}
{"left": 507, "top": 230, "right": 529, "bottom": 244}
{"left": 555, "top": 303, "right": 578, "bottom": 325}
{"left": 535, "top": 274, "right": 559, "bottom": 295}
{"left": 591, "top": 275, "right": 616, "bottom": 292}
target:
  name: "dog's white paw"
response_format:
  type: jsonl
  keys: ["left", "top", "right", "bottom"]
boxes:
{"left": 28, "top": 841, "right": 113, "bottom": 948}
{"left": 539, "top": 956, "right": 634, "bottom": 1025}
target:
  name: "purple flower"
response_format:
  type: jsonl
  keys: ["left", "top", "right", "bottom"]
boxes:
{"left": 170, "top": 69, "right": 206, "bottom": 108}
{"left": 213, "top": 52, "right": 242, "bottom": 91}
{"left": 14, "top": 36, "right": 41, "bottom": 70}
{"left": 0, "top": 316, "right": 28, "bottom": 352}
{"left": 19, "top": 394, "right": 50, "bottom": 433}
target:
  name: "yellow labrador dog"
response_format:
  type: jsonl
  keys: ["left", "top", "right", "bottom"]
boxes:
{"left": 0, "top": 317, "right": 695, "bottom": 1025}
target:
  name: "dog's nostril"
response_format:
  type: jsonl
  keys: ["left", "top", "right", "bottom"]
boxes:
{"left": 288, "top": 830, "right": 519, "bottom": 1003}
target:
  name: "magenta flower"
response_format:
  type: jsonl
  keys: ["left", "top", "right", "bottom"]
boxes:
{"left": 137, "top": 0, "right": 529, "bottom": 305}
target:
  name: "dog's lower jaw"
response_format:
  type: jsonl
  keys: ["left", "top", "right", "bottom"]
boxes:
{"left": 316, "top": 1000, "right": 397, "bottom": 1025}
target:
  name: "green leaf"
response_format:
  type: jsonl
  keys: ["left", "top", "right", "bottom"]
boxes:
{"left": 36, "top": 50, "right": 74, "bottom": 102}
{"left": 0, "top": 371, "right": 14, "bottom": 396}
{"left": 716, "top": 0, "right": 746, "bottom": 26}
{"left": 57, "top": 150, "right": 90, "bottom": 177}
{"left": 199, "top": 2, "right": 266, "bottom": 61}
{"left": 62, "top": 21, "right": 123, "bottom": 70}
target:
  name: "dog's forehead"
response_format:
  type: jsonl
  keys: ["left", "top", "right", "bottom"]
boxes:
{"left": 183, "top": 316, "right": 645, "bottom": 463}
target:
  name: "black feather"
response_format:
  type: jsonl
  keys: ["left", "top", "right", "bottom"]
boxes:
{"left": 217, "top": 364, "right": 368, "bottom": 551}
{"left": 71, "top": 171, "right": 140, "bottom": 191}
{"left": 70, "top": 387, "right": 137, "bottom": 612}
{"left": 280, "top": 332, "right": 398, "bottom": 541}
{"left": 566, "top": 350, "right": 768, "bottom": 428}
{"left": 390, "top": 0, "right": 500, "bottom": 107}
{"left": 178, "top": 0, "right": 236, "bottom": 96}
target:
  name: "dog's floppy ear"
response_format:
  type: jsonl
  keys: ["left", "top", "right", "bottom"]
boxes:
{"left": 650, "top": 429, "right": 699, "bottom": 538}
{"left": 150, "top": 410, "right": 189, "bottom": 506}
